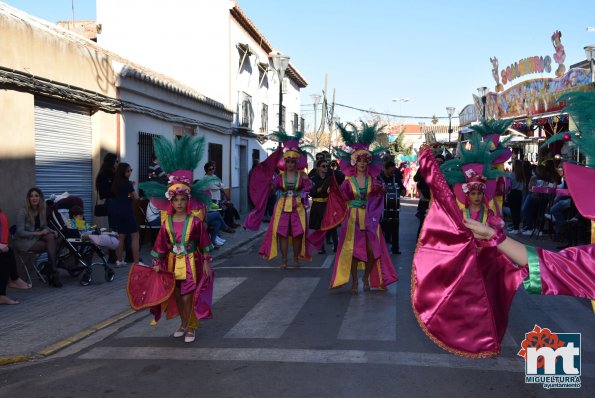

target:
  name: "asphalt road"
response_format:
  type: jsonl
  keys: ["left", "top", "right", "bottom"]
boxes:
{"left": 1, "top": 199, "right": 593, "bottom": 398}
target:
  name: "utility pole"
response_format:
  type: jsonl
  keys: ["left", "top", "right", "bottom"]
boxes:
{"left": 328, "top": 88, "right": 336, "bottom": 151}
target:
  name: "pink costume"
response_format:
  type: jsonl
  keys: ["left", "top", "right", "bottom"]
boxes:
{"left": 149, "top": 213, "right": 214, "bottom": 326}
{"left": 258, "top": 171, "right": 312, "bottom": 260}
{"left": 325, "top": 175, "right": 398, "bottom": 289}
{"left": 412, "top": 147, "right": 595, "bottom": 357}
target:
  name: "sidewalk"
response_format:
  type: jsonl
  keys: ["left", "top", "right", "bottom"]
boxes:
{"left": 0, "top": 218, "right": 266, "bottom": 365}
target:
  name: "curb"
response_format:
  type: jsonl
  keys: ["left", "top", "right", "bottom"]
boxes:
{"left": 0, "top": 309, "right": 135, "bottom": 366}
{"left": 0, "top": 230, "right": 262, "bottom": 366}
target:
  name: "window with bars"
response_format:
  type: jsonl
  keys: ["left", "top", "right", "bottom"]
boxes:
{"left": 239, "top": 92, "right": 253, "bottom": 129}
{"left": 276, "top": 105, "right": 286, "bottom": 129}
{"left": 292, "top": 113, "right": 299, "bottom": 132}
{"left": 138, "top": 131, "right": 160, "bottom": 183}
{"left": 260, "top": 103, "right": 268, "bottom": 134}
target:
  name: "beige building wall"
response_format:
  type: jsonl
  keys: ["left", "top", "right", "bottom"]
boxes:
{"left": 0, "top": 8, "right": 120, "bottom": 221}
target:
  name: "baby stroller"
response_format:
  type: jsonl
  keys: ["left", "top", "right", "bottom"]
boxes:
{"left": 48, "top": 195, "right": 116, "bottom": 286}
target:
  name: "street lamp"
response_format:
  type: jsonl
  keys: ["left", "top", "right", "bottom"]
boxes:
{"left": 584, "top": 45, "right": 595, "bottom": 83}
{"left": 477, "top": 87, "right": 488, "bottom": 120}
{"left": 270, "top": 50, "right": 290, "bottom": 130}
{"left": 446, "top": 106, "right": 456, "bottom": 142}
{"left": 310, "top": 93, "right": 321, "bottom": 149}
{"left": 393, "top": 97, "right": 411, "bottom": 133}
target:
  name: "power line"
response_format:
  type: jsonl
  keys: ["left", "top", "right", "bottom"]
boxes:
{"left": 334, "top": 102, "right": 451, "bottom": 119}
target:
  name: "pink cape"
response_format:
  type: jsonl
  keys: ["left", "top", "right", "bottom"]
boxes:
{"left": 412, "top": 147, "right": 526, "bottom": 357}
{"left": 564, "top": 162, "right": 595, "bottom": 220}
{"left": 412, "top": 147, "right": 595, "bottom": 357}
{"left": 244, "top": 148, "right": 283, "bottom": 231}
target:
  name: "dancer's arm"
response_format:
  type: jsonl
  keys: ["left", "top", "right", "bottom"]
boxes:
{"left": 463, "top": 218, "right": 527, "bottom": 266}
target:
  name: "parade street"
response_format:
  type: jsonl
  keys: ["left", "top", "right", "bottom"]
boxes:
{"left": 0, "top": 199, "right": 592, "bottom": 398}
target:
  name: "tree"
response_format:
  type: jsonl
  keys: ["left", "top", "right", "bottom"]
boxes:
{"left": 390, "top": 131, "right": 413, "bottom": 156}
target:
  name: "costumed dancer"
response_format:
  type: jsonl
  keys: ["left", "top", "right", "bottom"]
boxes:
{"left": 244, "top": 131, "right": 313, "bottom": 269}
{"left": 467, "top": 119, "right": 513, "bottom": 217}
{"left": 129, "top": 135, "right": 215, "bottom": 343}
{"left": 412, "top": 124, "right": 595, "bottom": 357}
{"left": 321, "top": 122, "right": 398, "bottom": 294}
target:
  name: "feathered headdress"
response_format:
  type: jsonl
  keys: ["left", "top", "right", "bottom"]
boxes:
{"left": 541, "top": 91, "right": 595, "bottom": 219}
{"left": 268, "top": 130, "right": 313, "bottom": 171}
{"left": 333, "top": 121, "right": 387, "bottom": 176}
{"left": 441, "top": 132, "right": 506, "bottom": 209}
{"left": 139, "top": 135, "right": 216, "bottom": 214}
{"left": 468, "top": 119, "right": 513, "bottom": 164}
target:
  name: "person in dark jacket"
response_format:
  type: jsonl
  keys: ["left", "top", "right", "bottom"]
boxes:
{"left": 378, "top": 160, "right": 405, "bottom": 254}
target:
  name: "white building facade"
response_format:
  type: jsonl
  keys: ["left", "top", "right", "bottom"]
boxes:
{"left": 97, "top": 0, "right": 307, "bottom": 212}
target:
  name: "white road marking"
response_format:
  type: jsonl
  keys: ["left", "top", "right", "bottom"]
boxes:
{"left": 225, "top": 277, "right": 320, "bottom": 339}
{"left": 115, "top": 277, "right": 246, "bottom": 338}
{"left": 321, "top": 255, "right": 334, "bottom": 269}
{"left": 338, "top": 284, "right": 397, "bottom": 341}
{"left": 79, "top": 346, "right": 527, "bottom": 372}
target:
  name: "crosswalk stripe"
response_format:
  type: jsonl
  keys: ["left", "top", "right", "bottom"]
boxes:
{"left": 338, "top": 283, "right": 397, "bottom": 341}
{"left": 78, "top": 346, "right": 528, "bottom": 372}
{"left": 321, "top": 255, "right": 334, "bottom": 269}
{"left": 225, "top": 277, "right": 320, "bottom": 339}
{"left": 115, "top": 277, "right": 247, "bottom": 338}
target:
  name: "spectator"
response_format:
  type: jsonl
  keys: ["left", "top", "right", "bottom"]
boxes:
{"left": 12, "top": 188, "right": 62, "bottom": 287}
{"left": 204, "top": 162, "right": 239, "bottom": 229}
{"left": 111, "top": 163, "right": 140, "bottom": 266}
{"left": 148, "top": 153, "right": 168, "bottom": 183}
{"left": 1, "top": 207, "right": 31, "bottom": 304}
{"left": 506, "top": 159, "right": 525, "bottom": 234}
{"left": 308, "top": 152, "right": 325, "bottom": 178}
{"left": 95, "top": 153, "right": 119, "bottom": 262}
{"left": 520, "top": 165, "right": 551, "bottom": 234}
{"left": 546, "top": 164, "right": 571, "bottom": 237}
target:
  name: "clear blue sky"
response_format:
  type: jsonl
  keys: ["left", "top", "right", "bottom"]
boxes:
{"left": 6, "top": 0, "right": 595, "bottom": 127}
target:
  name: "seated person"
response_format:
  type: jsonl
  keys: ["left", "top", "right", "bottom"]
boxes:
{"left": 204, "top": 162, "right": 240, "bottom": 229}
{"left": 12, "top": 188, "right": 62, "bottom": 287}
{"left": 1, "top": 207, "right": 31, "bottom": 304}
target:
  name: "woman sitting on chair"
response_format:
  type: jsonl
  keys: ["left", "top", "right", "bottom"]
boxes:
{"left": 12, "top": 188, "right": 62, "bottom": 287}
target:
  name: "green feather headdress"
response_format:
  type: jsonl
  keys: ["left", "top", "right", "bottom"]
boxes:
{"left": 333, "top": 121, "right": 387, "bottom": 160}
{"left": 469, "top": 119, "right": 513, "bottom": 157}
{"left": 139, "top": 135, "right": 215, "bottom": 207}
{"left": 440, "top": 132, "right": 506, "bottom": 185}
{"left": 542, "top": 91, "right": 595, "bottom": 168}
{"left": 333, "top": 121, "right": 387, "bottom": 176}
{"left": 267, "top": 130, "right": 313, "bottom": 169}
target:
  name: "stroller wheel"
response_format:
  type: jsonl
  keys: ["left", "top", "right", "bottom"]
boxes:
{"left": 80, "top": 271, "right": 92, "bottom": 286}
{"left": 105, "top": 268, "right": 115, "bottom": 282}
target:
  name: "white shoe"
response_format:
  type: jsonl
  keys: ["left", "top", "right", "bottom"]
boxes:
{"left": 520, "top": 229, "right": 533, "bottom": 236}
{"left": 115, "top": 260, "right": 127, "bottom": 268}
{"left": 184, "top": 330, "right": 196, "bottom": 343}
{"left": 510, "top": 229, "right": 519, "bottom": 234}
{"left": 214, "top": 237, "right": 225, "bottom": 246}
{"left": 173, "top": 327, "right": 186, "bottom": 338}
{"left": 217, "top": 236, "right": 226, "bottom": 243}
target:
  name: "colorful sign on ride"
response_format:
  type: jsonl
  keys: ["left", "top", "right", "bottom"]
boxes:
{"left": 490, "top": 31, "right": 566, "bottom": 92}
{"left": 475, "top": 68, "right": 592, "bottom": 120}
